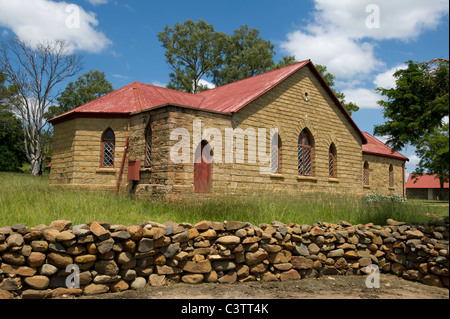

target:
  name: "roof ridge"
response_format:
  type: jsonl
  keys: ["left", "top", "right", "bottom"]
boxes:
{"left": 52, "top": 82, "right": 136, "bottom": 116}
{"left": 137, "top": 81, "right": 202, "bottom": 97}
{"left": 197, "top": 60, "right": 311, "bottom": 97}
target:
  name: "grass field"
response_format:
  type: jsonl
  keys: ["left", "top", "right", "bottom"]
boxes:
{"left": 0, "top": 172, "right": 448, "bottom": 228}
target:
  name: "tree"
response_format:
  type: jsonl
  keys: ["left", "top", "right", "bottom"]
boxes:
{"left": 271, "top": 55, "right": 297, "bottom": 70}
{"left": 45, "top": 70, "right": 114, "bottom": 120}
{"left": 0, "top": 38, "right": 82, "bottom": 176}
{"left": 413, "top": 123, "right": 449, "bottom": 200}
{"left": 0, "top": 73, "right": 27, "bottom": 171}
{"left": 158, "top": 20, "right": 299, "bottom": 93}
{"left": 315, "top": 64, "right": 359, "bottom": 115}
{"left": 157, "top": 19, "right": 227, "bottom": 94}
{"left": 212, "top": 25, "right": 276, "bottom": 86}
{"left": 374, "top": 59, "right": 449, "bottom": 151}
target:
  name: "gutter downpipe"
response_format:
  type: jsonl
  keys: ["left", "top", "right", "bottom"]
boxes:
{"left": 115, "top": 137, "right": 129, "bottom": 196}
{"left": 402, "top": 162, "right": 406, "bottom": 199}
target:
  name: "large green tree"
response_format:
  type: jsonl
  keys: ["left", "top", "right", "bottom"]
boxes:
{"left": 212, "top": 25, "right": 276, "bottom": 86}
{"left": 374, "top": 59, "right": 449, "bottom": 151}
{"left": 271, "top": 55, "right": 297, "bottom": 70}
{"left": 158, "top": 20, "right": 295, "bottom": 93}
{"left": 413, "top": 123, "right": 449, "bottom": 200}
{"left": 45, "top": 70, "right": 114, "bottom": 120}
{"left": 157, "top": 19, "right": 227, "bottom": 93}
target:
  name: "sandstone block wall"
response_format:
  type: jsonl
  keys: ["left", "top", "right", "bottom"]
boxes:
{"left": 362, "top": 154, "right": 405, "bottom": 197}
{"left": 49, "top": 66, "right": 407, "bottom": 199}
{"left": 229, "top": 67, "right": 365, "bottom": 196}
{"left": 51, "top": 117, "right": 130, "bottom": 191}
{"left": 0, "top": 218, "right": 448, "bottom": 299}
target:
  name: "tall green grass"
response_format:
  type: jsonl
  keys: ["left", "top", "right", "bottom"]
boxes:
{"left": 0, "top": 172, "right": 446, "bottom": 228}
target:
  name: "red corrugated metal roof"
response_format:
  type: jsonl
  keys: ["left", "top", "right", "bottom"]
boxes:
{"left": 51, "top": 62, "right": 310, "bottom": 122}
{"left": 49, "top": 60, "right": 366, "bottom": 144}
{"left": 406, "top": 174, "right": 449, "bottom": 189}
{"left": 362, "top": 132, "right": 408, "bottom": 161}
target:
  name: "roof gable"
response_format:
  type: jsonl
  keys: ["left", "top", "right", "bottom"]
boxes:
{"left": 196, "top": 60, "right": 310, "bottom": 113}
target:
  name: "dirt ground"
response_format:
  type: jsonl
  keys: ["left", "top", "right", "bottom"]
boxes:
{"left": 79, "top": 274, "right": 448, "bottom": 300}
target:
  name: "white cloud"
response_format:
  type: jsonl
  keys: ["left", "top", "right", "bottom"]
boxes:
{"left": 373, "top": 65, "right": 408, "bottom": 89}
{"left": 198, "top": 79, "right": 216, "bottom": 89}
{"left": 86, "top": 0, "right": 108, "bottom": 5}
{"left": 442, "top": 116, "right": 449, "bottom": 124}
{"left": 151, "top": 81, "right": 167, "bottom": 88}
{"left": 282, "top": 30, "right": 383, "bottom": 79}
{"left": 112, "top": 74, "right": 129, "bottom": 80}
{"left": 342, "top": 88, "right": 381, "bottom": 109}
{"left": 313, "top": 0, "right": 449, "bottom": 41}
{"left": 408, "top": 155, "right": 421, "bottom": 166}
{"left": 376, "top": 135, "right": 391, "bottom": 145}
{"left": 0, "top": 0, "right": 111, "bottom": 53}
{"left": 281, "top": 0, "right": 449, "bottom": 80}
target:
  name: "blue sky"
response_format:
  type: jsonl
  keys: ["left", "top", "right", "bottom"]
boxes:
{"left": 1, "top": 0, "right": 449, "bottom": 174}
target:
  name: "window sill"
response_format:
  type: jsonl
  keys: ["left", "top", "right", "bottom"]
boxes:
{"left": 270, "top": 174, "right": 285, "bottom": 179}
{"left": 140, "top": 168, "right": 152, "bottom": 173}
{"left": 96, "top": 168, "right": 116, "bottom": 174}
{"left": 388, "top": 187, "right": 396, "bottom": 190}
{"left": 363, "top": 185, "right": 371, "bottom": 189}
{"left": 328, "top": 178, "right": 339, "bottom": 183}
{"left": 297, "top": 175, "right": 317, "bottom": 181}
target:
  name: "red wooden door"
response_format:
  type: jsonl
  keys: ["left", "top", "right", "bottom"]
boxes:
{"left": 194, "top": 141, "right": 211, "bottom": 193}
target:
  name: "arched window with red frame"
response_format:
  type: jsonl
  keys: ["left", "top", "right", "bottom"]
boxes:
{"left": 389, "top": 165, "right": 394, "bottom": 187}
{"left": 101, "top": 128, "right": 115, "bottom": 168}
{"left": 145, "top": 127, "right": 152, "bottom": 168}
{"left": 329, "top": 144, "right": 336, "bottom": 178}
{"left": 298, "top": 130, "right": 313, "bottom": 176}
{"left": 363, "top": 161, "right": 369, "bottom": 185}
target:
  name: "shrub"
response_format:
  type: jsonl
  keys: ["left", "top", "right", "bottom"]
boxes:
{"left": 363, "top": 192, "right": 406, "bottom": 204}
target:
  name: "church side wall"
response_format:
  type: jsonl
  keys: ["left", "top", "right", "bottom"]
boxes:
{"left": 362, "top": 154, "right": 405, "bottom": 197}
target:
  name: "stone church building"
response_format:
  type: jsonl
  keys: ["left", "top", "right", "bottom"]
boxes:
{"left": 49, "top": 60, "right": 408, "bottom": 199}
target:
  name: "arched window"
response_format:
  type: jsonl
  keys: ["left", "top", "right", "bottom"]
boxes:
{"left": 101, "top": 128, "right": 115, "bottom": 168}
{"left": 298, "top": 130, "right": 313, "bottom": 176}
{"left": 363, "top": 161, "right": 369, "bottom": 185}
{"left": 389, "top": 165, "right": 394, "bottom": 187}
{"left": 145, "top": 127, "right": 152, "bottom": 168}
{"left": 329, "top": 144, "right": 336, "bottom": 178}
{"left": 271, "top": 133, "right": 281, "bottom": 174}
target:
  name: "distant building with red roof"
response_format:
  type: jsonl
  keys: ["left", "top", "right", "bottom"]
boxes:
{"left": 406, "top": 174, "right": 449, "bottom": 200}
{"left": 49, "top": 60, "right": 408, "bottom": 199}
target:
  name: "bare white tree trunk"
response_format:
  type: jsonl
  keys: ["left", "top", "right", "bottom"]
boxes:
{"left": 0, "top": 38, "right": 81, "bottom": 176}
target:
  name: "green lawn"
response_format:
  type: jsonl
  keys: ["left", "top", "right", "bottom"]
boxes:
{"left": 0, "top": 172, "right": 447, "bottom": 228}
{"left": 408, "top": 199, "right": 449, "bottom": 219}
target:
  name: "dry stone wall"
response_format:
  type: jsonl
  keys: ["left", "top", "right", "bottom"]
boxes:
{"left": 0, "top": 218, "right": 448, "bottom": 299}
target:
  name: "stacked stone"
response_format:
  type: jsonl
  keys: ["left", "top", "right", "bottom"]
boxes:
{"left": 0, "top": 217, "right": 448, "bottom": 299}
